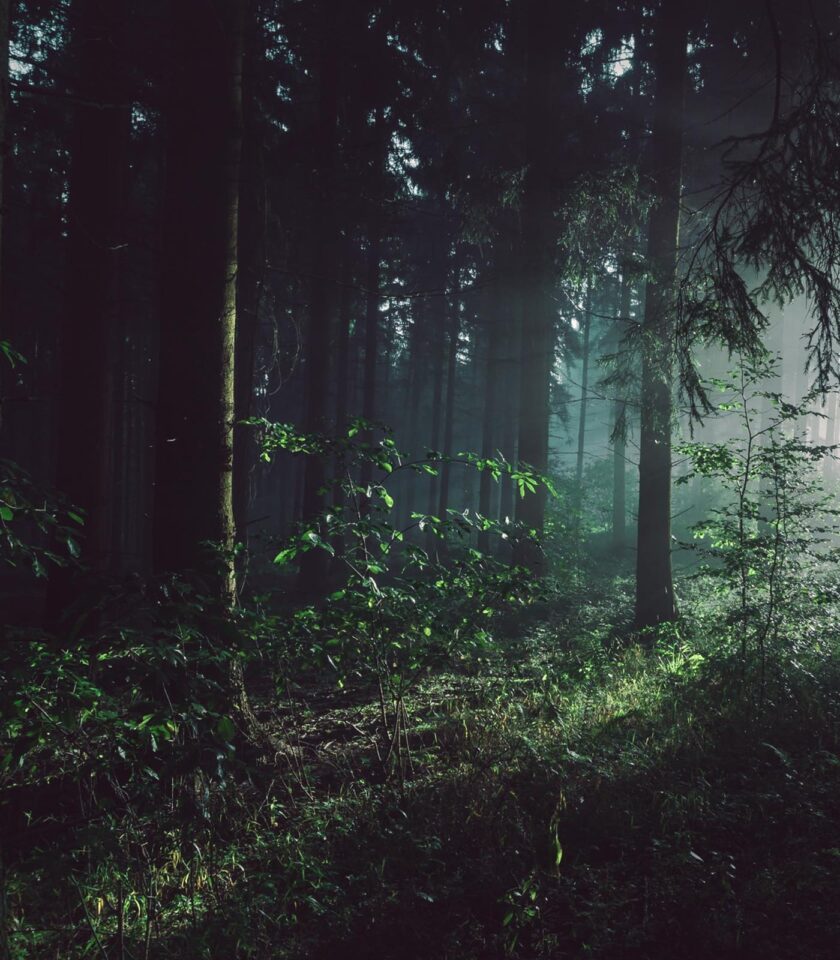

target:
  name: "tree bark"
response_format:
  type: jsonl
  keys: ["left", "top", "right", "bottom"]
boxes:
{"left": 46, "top": 0, "right": 130, "bottom": 625}
{"left": 233, "top": 16, "right": 266, "bottom": 555}
{"left": 514, "top": 0, "right": 555, "bottom": 571}
{"left": 634, "top": 1, "right": 688, "bottom": 630}
{"left": 0, "top": 0, "right": 7, "bottom": 313}
{"left": 612, "top": 267, "right": 631, "bottom": 553}
{"left": 478, "top": 276, "right": 500, "bottom": 553}
{"left": 437, "top": 264, "right": 460, "bottom": 521}
{"left": 153, "top": 0, "right": 244, "bottom": 605}
{"left": 359, "top": 106, "right": 385, "bottom": 493}
{"left": 575, "top": 280, "right": 593, "bottom": 489}
{"left": 298, "top": 1, "right": 339, "bottom": 592}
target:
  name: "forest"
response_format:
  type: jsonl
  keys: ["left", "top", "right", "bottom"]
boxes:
{"left": 2, "top": 0, "right": 840, "bottom": 956}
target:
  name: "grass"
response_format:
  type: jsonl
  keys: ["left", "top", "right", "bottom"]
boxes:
{"left": 6, "top": 572, "right": 840, "bottom": 958}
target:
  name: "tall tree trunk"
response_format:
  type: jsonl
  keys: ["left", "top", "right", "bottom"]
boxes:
{"left": 515, "top": 0, "right": 555, "bottom": 570}
{"left": 437, "top": 265, "right": 460, "bottom": 521}
{"left": 426, "top": 223, "right": 448, "bottom": 523}
{"left": 575, "top": 280, "right": 593, "bottom": 489}
{"left": 359, "top": 106, "right": 385, "bottom": 493}
{"left": 46, "top": 0, "right": 130, "bottom": 625}
{"left": 612, "top": 267, "right": 631, "bottom": 553}
{"left": 298, "top": 3, "right": 339, "bottom": 591}
{"left": 331, "top": 235, "right": 353, "bottom": 559}
{"left": 0, "top": 0, "right": 7, "bottom": 314}
{"left": 153, "top": 0, "right": 244, "bottom": 605}
{"left": 233, "top": 18, "right": 266, "bottom": 555}
{"left": 478, "top": 277, "right": 500, "bottom": 553}
{"left": 498, "top": 267, "right": 520, "bottom": 537}
{"left": 0, "top": 3, "right": 9, "bottom": 952}
{"left": 633, "top": 1, "right": 688, "bottom": 631}
{"left": 402, "top": 292, "right": 425, "bottom": 533}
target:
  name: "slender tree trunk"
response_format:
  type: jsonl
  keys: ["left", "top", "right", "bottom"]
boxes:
{"left": 612, "top": 267, "right": 631, "bottom": 553}
{"left": 438, "top": 265, "right": 460, "bottom": 520}
{"left": 0, "top": 15, "right": 10, "bottom": 948}
{"left": 498, "top": 268, "right": 520, "bottom": 536}
{"left": 426, "top": 224, "right": 448, "bottom": 522}
{"left": 478, "top": 277, "right": 500, "bottom": 553}
{"left": 233, "top": 19, "right": 266, "bottom": 555}
{"left": 0, "top": 0, "right": 7, "bottom": 314}
{"left": 331, "top": 236, "right": 353, "bottom": 559}
{"left": 359, "top": 106, "right": 385, "bottom": 492}
{"left": 515, "top": 0, "right": 555, "bottom": 570}
{"left": 153, "top": 0, "right": 244, "bottom": 605}
{"left": 335, "top": 235, "right": 353, "bottom": 432}
{"left": 298, "top": 3, "right": 340, "bottom": 591}
{"left": 403, "top": 293, "right": 425, "bottom": 533}
{"left": 575, "top": 280, "right": 592, "bottom": 489}
{"left": 633, "top": 1, "right": 688, "bottom": 631}
{"left": 46, "top": 0, "right": 130, "bottom": 625}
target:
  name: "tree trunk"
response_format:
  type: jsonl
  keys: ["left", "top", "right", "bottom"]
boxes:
{"left": 46, "top": 0, "right": 130, "bottom": 625}
{"left": 153, "top": 0, "right": 244, "bottom": 605}
{"left": 575, "top": 280, "right": 593, "bottom": 489}
{"left": 0, "top": 0, "right": 7, "bottom": 312}
{"left": 498, "top": 267, "right": 520, "bottom": 544}
{"left": 437, "top": 265, "right": 460, "bottom": 521}
{"left": 359, "top": 106, "right": 385, "bottom": 493}
{"left": 331, "top": 235, "right": 353, "bottom": 559}
{"left": 633, "top": 1, "right": 688, "bottom": 631}
{"left": 515, "top": 0, "right": 555, "bottom": 571}
{"left": 478, "top": 277, "right": 500, "bottom": 553}
{"left": 298, "top": 3, "right": 340, "bottom": 592}
{"left": 612, "top": 267, "right": 631, "bottom": 553}
{"left": 233, "top": 18, "right": 266, "bottom": 556}
{"left": 426, "top": 222, "right": 448, "bottom": 524}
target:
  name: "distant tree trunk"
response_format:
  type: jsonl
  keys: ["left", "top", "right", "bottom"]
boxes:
{"left": 499, "top": 269, "right": 520, "bottom": 534}
{"left": 46, "top": 0, "right": 130, "bottom": 625}
{"left": 0, "top": 11, "right": 10, "bottom": 944}
{"left": 478, "top": 277, "right": 500, "bottom": 554}
{"left": 359, "top": 106, "right": 385, "bottom": 493}
{"left": 335, "top": 235, "right": 353, "bottom": 432}
{"left": 612, "top": 267, "right": 631, "bottom": 553}
{"left": 331, "top": 235, "right": 353, "bottom": 559}
{"left": 575, "top": 280, "right": 593, "bottom": 489}
{"left": 402, "top": 294, "right": 425, "bottom": 532}
{"left": 427, "top": 226, "right": 448, "bottom": 522}
{"left": 298, "top": 4, "right": 339, "bottom": 591}
{"left": 233, "top": 19, "right": 266, "bottom": 556}
{"left": 153, "top": 0, "right": 244, "bottom": 605}
{"left": 438, "top": 265, "right": 460, "bottom": 520}
{"left": 515, "top": 0, "right": 555, "bottom": 570}
{"left": 0, "top": 0, "right": 7, "bottom": 310}
{"left": 634, "top": 1, "right": 688, "bottom": 631}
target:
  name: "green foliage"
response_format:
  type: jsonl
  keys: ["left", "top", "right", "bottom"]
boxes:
{"left": 251, "top": 417, "right": 552, "bottom": 775}
{"left": 0, "top": 459, "right": 84, "bottom": 578}
{"left": 676, "top": 352, "right": 837, "bottom": 672}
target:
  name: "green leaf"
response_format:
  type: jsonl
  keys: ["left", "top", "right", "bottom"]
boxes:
{"left": 0, "top": 505, "right": 12, "bottom": 522}
{"left": 216, "top": 716, "right": 236, "bottom": 741}
{"left": 273, "top": 546, "right": 298, "bottom": 566}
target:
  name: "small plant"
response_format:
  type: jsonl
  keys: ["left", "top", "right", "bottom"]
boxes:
{"left": 251, "top": 417, "right": 554, "bottom": 778}
{"left": 677, "top": 351, "right": 837, "bottom": 682}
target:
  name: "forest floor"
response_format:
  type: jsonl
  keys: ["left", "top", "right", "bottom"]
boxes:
{"left": 6, "top": 574, "right": 840, "bottom": 958}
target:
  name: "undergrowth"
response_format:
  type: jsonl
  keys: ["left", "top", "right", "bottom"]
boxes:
{"left": 6, "top": 570, "right": 840, "bottom": 959}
